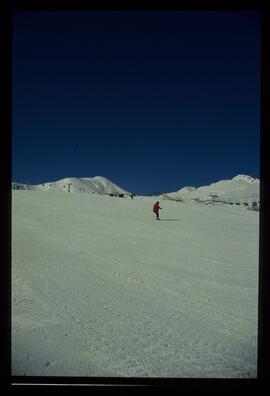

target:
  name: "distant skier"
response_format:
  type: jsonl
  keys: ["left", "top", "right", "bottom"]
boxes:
{"left": 153, "top": 201, "right": 162, "bottom": 220}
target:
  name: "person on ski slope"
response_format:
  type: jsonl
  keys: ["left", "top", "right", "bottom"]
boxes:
{"left": 153, "top": 201, "right": 162, "bottom": 220}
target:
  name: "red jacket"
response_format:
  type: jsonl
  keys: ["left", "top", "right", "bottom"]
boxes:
{"left": 153, "top": 202, "right": 161, "bottom": 212}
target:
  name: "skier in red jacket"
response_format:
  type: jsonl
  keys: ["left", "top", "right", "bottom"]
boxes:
{"left": 153, "top": 201, "right": 162, "bottom": 220}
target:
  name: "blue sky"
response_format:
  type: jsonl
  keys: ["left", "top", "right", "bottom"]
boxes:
{"left": 12, "top": 11, "right": 261, "bottom": 195}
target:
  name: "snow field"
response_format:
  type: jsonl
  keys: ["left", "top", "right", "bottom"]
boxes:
{"left": 12, "top": 191, "right": 259, "bottom": 377}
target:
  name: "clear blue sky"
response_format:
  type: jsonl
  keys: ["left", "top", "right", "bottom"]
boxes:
{"left": 12, "top": 11, "right": 261, "bottom": 195}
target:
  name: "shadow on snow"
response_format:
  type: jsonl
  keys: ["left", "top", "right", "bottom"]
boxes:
{"left": 154, "top": 219, "right": 181, "bottom": 221}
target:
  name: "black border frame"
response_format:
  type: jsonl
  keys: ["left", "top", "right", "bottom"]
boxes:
{"left": 1, "top": 0, "right": 269, "bottom": 391}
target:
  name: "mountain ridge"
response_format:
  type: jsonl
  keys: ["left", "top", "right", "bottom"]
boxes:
{"left": 166, "top": 174, "right": 259, "bottom": 204}
{"left": 12, "top": 176, "right": 128, "bottom": 195}
{"left": 12, "top": 174, "right": 260, "bottom": 204}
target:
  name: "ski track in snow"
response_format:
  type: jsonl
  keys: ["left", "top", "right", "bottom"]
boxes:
{"left": 12, "top": 191, "right": 259, "bottom": 378}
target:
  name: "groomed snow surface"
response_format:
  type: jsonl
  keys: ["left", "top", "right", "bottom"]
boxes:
{"left": 12, "top": 191, "right": 259, "bottom": 378}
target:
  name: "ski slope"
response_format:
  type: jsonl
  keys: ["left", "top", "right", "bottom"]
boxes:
{"left": 12, "top": 190, "right": 259, "bottom": 378}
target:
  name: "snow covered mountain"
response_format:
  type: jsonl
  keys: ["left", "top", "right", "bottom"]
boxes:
{"left": 165, "top": 175, "right": 260, "bottom": 204}
{"left": 12, "top": 174, "right": 260, "bottom": 205}
{"left": 12, "top": 176, "right": 128, "bottom": 195}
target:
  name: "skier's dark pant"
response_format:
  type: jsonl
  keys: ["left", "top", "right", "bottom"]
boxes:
{"left": 154, "top": 210, "right": 159, "bottom": 220}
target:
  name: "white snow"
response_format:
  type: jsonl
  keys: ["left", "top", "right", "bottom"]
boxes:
{"left": 12, "top": 176, "right": 128, "bottom": 195}
{"left": 232, "top": 175, "right": 259, "bottom": 183}
{"left": 12, "top": 174, "right": 260, "bottom": 207}
{"left": 12, "top": 186, "right": 259, "bottom": 378}
{"left": 167, "top": 175, "right": 259, "bottom": 205}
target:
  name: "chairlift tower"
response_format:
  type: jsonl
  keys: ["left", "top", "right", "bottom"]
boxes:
{"left": 66, "top": 183, "right": 72, "bottom": 193}
{"left": 209, "top": 193, "right": 218, "bottom": 205}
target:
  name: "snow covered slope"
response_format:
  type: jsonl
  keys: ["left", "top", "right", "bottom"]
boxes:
{"left": 12, "top": 190, "right": 259, "bottom": 378}
{"left": 12, "top": 176, "right": 128, "bottom": 195}
{"left": 166, "top": 175, "right": 259, "bottom": 204}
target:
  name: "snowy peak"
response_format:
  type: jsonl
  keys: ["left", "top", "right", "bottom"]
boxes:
{"left": 232, "top": 175, "right": 259, "bottom": 184}
{"left": 13, "top": 176, "right": 128, "bottom": 195}
{"left": 166, "top": 174, "right": 260, "bottom": 204}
